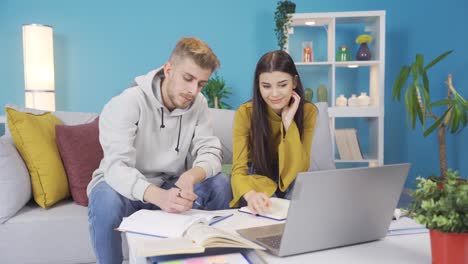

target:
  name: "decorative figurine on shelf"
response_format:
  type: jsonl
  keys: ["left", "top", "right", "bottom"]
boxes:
{"left": 336, "top": 45, "right": 351, "bottom": 61}
{"left": 355, "top": 34, "right": 373, "bottom": 61}
{"left": 348, "top": 94, "right": 358, "bottom": 107}
{"left": 336, "top": 94, "right": 347, "bottom": 107}
{"left": 304, "top": 87, "right": 314, "bottom": 102}
{"left": 357, "top": 92, "right": 371, "bottom": 106}
{"left": 302, "top": 41, "right": 313, "bottom": 62}
{"left": 317, "top": 84, "right": 328, "bottom": 103}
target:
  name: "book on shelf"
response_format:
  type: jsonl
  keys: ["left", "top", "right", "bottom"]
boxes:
{"left": 335, "top": 128, "right": 364, "bottom": 160}
{"left": 238, "top": 197, "right": 290, "bottom": 221}
{"left": 118, "top": 209, "right": 264, "bottom": 256}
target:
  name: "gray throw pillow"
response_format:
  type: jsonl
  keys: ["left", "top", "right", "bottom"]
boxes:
{"left": 309, "top": 102, "right": 336, "bottom": 171}
{"left": 208, "top": 108, "right": 235, "bottom": 164}
{"left": 0, "top": 136, "right": 32, "bottom": 223}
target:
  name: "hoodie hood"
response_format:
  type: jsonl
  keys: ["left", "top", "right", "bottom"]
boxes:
{"left": 135, "top": 67, "right": 203, "bottom": 117}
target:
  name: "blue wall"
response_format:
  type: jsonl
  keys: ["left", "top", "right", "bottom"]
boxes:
{"left": 1, "top": 0, "right": 467, "bottom": 188}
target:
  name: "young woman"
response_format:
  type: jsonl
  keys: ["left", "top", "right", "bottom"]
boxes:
{"left": 229, "top": 50, "right": 318, "bottom": 214}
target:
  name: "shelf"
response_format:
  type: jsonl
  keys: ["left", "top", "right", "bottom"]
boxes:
{"left": 295, "top": 61, "right": 332, "bottom": 66}
{"left": 335, "top": 61, "right": 380, "bottom": 67}
{"left": 328, "top": 106, "right": 380, "bottom": 117}
{"left": 334, "top": 159, "right": 379, "bottom": 163}
{"left": 334, "top": 153, "right": 379, "bottom": 163}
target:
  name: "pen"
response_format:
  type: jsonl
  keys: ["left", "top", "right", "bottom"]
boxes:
{"left": 172, "top": 184, "right": 206, "bottom": 210}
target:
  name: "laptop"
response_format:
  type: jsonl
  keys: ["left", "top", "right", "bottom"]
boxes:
{"left": 236, "top": 163, "right": 410, "bottom": 257}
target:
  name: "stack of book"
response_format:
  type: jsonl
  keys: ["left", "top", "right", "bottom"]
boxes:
{"left": 335, "top": 128, "right": 364, "bottom": 160}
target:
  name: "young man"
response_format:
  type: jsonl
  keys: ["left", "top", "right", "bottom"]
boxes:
{"left": 87, "top": 37, "right": 232, "bottom": 263}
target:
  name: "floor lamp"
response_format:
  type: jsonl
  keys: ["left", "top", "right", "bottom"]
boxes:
{"left": 22, "top": 24, "right": 55, "bottom": 111}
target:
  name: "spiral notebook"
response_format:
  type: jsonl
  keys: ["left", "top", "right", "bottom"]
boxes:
{"left": 238, "top": 197, "right": 290, "bottom": 221}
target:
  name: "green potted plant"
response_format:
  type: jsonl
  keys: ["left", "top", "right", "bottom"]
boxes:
{"left": 410, "top": 170, "right": 467, "bottom": 263}
{"left": 274, "top": 0, "right": 296, "bottom": 51}
{"left": 393, "top": 50, "right": 468, "bottom": 263}
{"left": 202, "top": 73, "right": 233, "bottom": 109}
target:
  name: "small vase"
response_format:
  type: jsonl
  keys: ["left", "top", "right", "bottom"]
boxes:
{"left": 348, "top": 94, "right": 358, "bottom": 107}
{"left": 356, "top": 43, "right": 372, "bottom": 61}
{"left": 357, "top": 92, "right": 370, "bottom": 107}
{"left": 302, "top": 41, "right": 313, "bottom": 63}
{"left": 336, "top": 94, "right": 347, "bottom": 107}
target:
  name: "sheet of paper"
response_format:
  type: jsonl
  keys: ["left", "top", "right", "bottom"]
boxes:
{"left": 387, "top": 217, "right": 428, "bottom": 236}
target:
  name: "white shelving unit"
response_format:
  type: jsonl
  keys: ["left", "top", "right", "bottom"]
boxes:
{"left": 0, "top": 115, "right": 5, "bottom": 124}
{"left": 287, "top": 10, "right": 385, "bottom": 166}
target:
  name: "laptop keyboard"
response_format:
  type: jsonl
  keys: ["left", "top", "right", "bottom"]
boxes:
{"left": 257, "top": 235, "right": 283, "bottom": 249}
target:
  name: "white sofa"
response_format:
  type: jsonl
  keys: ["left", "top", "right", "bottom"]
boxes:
{"left": 0, "top": 103, "right": 334, "bottom": 264}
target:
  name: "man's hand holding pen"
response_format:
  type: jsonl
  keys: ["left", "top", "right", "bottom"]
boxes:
{"left": 143, "top": 167, "right": 207, "bottom": 213}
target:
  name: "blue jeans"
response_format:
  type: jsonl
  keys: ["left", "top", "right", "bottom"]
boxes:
{"left": 88, "top": 173, "right": 232, "bottom": 264}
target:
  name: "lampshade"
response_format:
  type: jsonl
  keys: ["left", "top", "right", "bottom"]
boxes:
{"left": 22, "top": 24, "right": 55, "bottom": 111}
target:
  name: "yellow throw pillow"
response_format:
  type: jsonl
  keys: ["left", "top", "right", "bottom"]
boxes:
{"left": 6, "top": 107, "right": 70, "bottom": 208}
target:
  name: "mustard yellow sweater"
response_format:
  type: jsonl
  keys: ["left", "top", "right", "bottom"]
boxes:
{"left": 229, "top": 102, "right": 318, "bottom": 207}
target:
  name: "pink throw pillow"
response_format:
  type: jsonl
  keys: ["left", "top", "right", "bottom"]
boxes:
{"left": 56, "top": 117, "right": 102, "bottom": 206}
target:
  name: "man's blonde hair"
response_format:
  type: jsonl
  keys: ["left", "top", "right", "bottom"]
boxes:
{"left": 169, "top": 37, "right": 220, "bottom": 72}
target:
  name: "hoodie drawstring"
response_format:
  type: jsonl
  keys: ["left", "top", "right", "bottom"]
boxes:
{"left": 160, "top": 107, "right": 165, "bottom": 128}
{"left": 175, "top": 116, "right": 182, "bottom": 153}
{"left": 159, "top": 107, "right": 182, "bottom": 153}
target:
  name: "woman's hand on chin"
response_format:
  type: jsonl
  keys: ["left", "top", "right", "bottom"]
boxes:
{"left": 281, "top": 91, "right": 301, "bottom": 130}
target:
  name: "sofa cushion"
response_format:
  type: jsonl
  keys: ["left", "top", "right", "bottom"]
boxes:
{"left": 0, "top": 136, "right": 31, "bottom": 224}
{"left": 4, "top": 104, "right": 98, "bottom": 137}
{"left": 209, "top": 108, "right": 234, "bottom": 164}
{"left": 0, "top": 200, "right": 129, "bottom": 263}
{"left": 56, "top": 117, "right": 103, "bottom": 206}
{"left": 6, "top": 107, "right": 69, "bottom": 208}
{"left": 309, "top": 102, "right": 336, "bottom": 171}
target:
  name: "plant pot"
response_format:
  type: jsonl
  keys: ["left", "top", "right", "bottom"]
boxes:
{"left": 430, "top": 229, "right": 468, "bottom": 264}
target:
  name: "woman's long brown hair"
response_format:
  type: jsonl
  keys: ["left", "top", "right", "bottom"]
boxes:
{"left": 251, "top": 50, "right": 306, "bottom": 180}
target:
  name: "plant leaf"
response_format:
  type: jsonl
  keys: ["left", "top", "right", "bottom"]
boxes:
{"left": 405, "top": 85, "right": 413, "bottom": 128}
{"left": 424, "top": 50, "right": 453, "bottom": 71}
{"left": 412, "top": 87, "right": 421, "bottom": 128}
{"left": 422, "top": 71, "right": 431, "bottom": 112}
{"left": 416, "top": 54, "right": 424, "bottom": 74}
{"left": 424, "top": 106, "right": 452, "bottom": 137}
{"left": 392, "top": 66, "right": 410, "bottom": 101}
{"left": 411, "top": 63, "right": 419, "bottom": 83}
{"left": 450, "top": 106, "right": 460, "bottom": 134}
{"left": 431, "top": 99, "right": 456, "bottom": 107}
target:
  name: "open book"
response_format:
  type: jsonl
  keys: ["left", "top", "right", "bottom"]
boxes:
{"left": 133, "top": 223, "right": 264, "bottom": 256}
{"left": 238, "top": 197, "right": 290, "bottom": 221}
{"left": 119, "top": 209, "right": 264, "bottom": 256}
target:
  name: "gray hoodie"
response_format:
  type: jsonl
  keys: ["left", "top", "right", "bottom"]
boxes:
{"left": 87, "top": 67, "right": 223, "bottom": 202}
